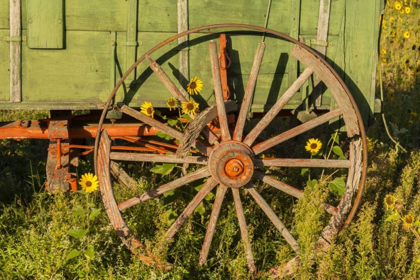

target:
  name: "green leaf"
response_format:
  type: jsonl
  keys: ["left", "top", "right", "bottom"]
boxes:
{"left": 167, "top": 119, "right": 179, "bottom": 127}
{"left": 72, "top": 209, "right": 87, "bottom": 217}
{"left": 84, "top": 246, "right": 95, "bottom": 259}
{"left": 155, "top": 131, "right": 174, "bottom": 141}
{"left": 181, "top": 114, "right": 193, "bottom": 122}
{"left": 77, "top": 190, "right": 87, "bottom": 195}
{"left": 307, "top": 179, "right": 318, "bottom": 189}
{"left": 332, "top": 146, "right": 347, "bottom": 160}
{"left": 385, "top": 212, "right": 400, "bottom": 222}
{"left": 328, "top": 177, "right": 346, "bottom": 195}
{"left": 163, "top": 189, "right": 175, "bottom": 197}
{"left": 150, "top": 164, "right": 175, "bottom": 175}
{"left": 65, "top": 249, "right": 80, "bottom": 261}
{"left": 331, "top": 133, "right": 339, "bottom": 144}
{"left": 301, "top": 168, "right": 309, "bottom": 176}
{"left": 165, "top": 209, "right": 178, "bottom": 224}
{"left": 66, "top": 229, "right": 89, "bottom": 239}
{"left": 204, "top": 192, "right": 215, "bottom": 201}
{"left": 89, "top": 208, "right": 101, "bottom": 220}
{"left": 194, "top": 183, "right": 204, "bottom": 192}
{"left": 415, "top": 220, "right": 420, "bottom": 227}
{"left": 195, "top": 203, "right": 206, "bottom": 216}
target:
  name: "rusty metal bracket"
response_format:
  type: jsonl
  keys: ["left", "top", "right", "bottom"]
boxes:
{"left": 218, "top": 34, "right": 231, "bottom": 101}
{"left": 48, "top": 120, "right": 69, "bottom": 139}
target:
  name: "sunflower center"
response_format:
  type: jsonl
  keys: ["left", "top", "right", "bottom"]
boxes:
{"left": 168, "top": 100, "right": 175, "bottom": 106}
{"left": 147, "top": 107, "right": 153, "bottom": 114}
{"left": 187, "top": 103, "right": 194, "bottom": 110}
{"left": 86, "top": 181, "right": 92, "bottom": 187}
{"left": 189, "top": 82, "right": 197, "bottom": 89}
{"left": 311, "top": 143, "right": 318, "bottom": 149}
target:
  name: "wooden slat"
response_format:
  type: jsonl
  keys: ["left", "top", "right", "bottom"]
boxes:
{"left": 209, "top": 41, "right": 231, "bottom": 141}
{"left": 232, "top": 188, "right": 256, "bottom": 273}
{"left": 253, "top": 171, "right": 337, "bottom": 215}
{"left": 125, "top": 0, "right": 138, "bottom": 85}
{"left": 243, "top": 67, "right": 314, "bottom": 147}
{"left": 177, "top": 0, "right": 189, "bottom": 99}
{"left": 233, "top": 42, "right": 266, "bottom": 142}
{"left": 118, "top": 168, "right": 210, "bottom": 211}
{"left": 288, "top": 0, "right": 301, "bottom": 88}
{"left": 9, "top": 0, "right": 21, "bottom": 102}
{"left": 166, "top": 177, "right": 218, "bottom": 241}
{"left": 314, "top": 0, "right": 332, "bottom": 106}
{"left": 247, "top": 185, "right": 301, "bottom": 254}
{"left": 146, "top": 55, "right": 219, "bottom": 145}
{"left": 120, "top": 105, "right": 183, "bottom": 140}
{"left": 291, "top": 45, "right": 359, "bottom": 136}
{"left": 252, "top": 108, "right": 342, "bottom": 155}
{"left": 199, "top": 184, "right": 228, "bottom": 265}
{"left": 110, "top": 152, "right": 208, "bottom": 165}
{"left": 254, "top": 158, "right": 351, "bottom": 169}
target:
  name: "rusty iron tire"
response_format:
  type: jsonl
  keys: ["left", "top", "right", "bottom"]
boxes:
{"left": 95, "top": 24, "right": 368, "bottom": 276}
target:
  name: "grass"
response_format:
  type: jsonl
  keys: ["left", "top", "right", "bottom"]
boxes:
{"left": 1, "top": 1, "right": 420, "bottom": 279}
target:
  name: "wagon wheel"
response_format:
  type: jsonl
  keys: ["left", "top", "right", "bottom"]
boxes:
{"left": 95, "top": 24, "right": 367, "bottom": 275}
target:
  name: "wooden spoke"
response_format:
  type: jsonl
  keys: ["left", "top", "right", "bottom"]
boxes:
{"left": 120, "top": 104, "right": 184, "bottom": 140}
{"left": 166, "top": 177, "right": 218, "bottom": 241}
{"left": 199, "top": 184, "right": 228, "bottom": 265}
{"left": 252, "top": 108, "right": 342, "bottom": 155}
{"left": 254, "top": 158, "right": 351, "bottom": 169}
{"left": 246, "top": 185, "right": 301, "bottom": 254}
{"left": 209, "top": 41, "right": 231, "bottom": 141}
{"left": 118, "top": 168, "right": 210, "bottom": 211}
{"left": 253, "top": 171, "right": 337, "bottom": 215}
{"left": 233, "top": 43, "right": 266, "bottom": 142}
{"left": 145, "top": 55, "right": 219, "bottom": 145}
{"left": 243, "top": 67, "right": 314, "bottom": 146}
{"left": 110, "top": 152, "right": 208, "bottom": 165}
{"left": 232, "top": 188, "right": 256, "bottom": 273}
{"left": 254, "top": 170, "right": 303, "bottom": 199}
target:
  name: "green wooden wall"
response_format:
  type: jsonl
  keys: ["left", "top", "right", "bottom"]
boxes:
{"left": 0, "top": 0, "right": 380, "bottom": 121}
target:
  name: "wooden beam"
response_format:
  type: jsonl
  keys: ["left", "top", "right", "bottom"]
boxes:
{"left": 177, "top": 0, "right": 189, "bottom": 99}
{"left": 125, "top": 0, "right": 138, "bottom": 87}
{"left": 9, "top": 0, "right": 22, "bottom": 102}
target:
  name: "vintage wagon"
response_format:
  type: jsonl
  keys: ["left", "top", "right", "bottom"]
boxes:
{"left": 0, "top": 0, "right": 382, "bottom": 275}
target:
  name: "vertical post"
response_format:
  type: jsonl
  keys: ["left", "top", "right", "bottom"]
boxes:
{"left": 125, "top": 0, "right": 138, "bottom": 87}
{"left": 178, "top": 0, "right": 189, "bottom": 99}
{"left": 9, "top": 0, "right": 22, "bottom": 102}
{"left": 110, "top": 32, "right": 117, "bottom": 94}
{"left": 288, "top": 0, "right": 301, "bottom": 88}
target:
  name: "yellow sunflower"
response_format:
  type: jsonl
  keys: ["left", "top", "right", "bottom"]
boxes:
{"left": 410, "top": 112, "right": 418, "bottom": 118}
{"left": 390, "top": 16, "right": 395, "bottom": 22}
{"left": 394, "top": 1, "right": 402, "bottom": 10}
{"left": 381, "top": 49, "right": 387, "bottom": 55}
{"left": 403, "top": 214, "right": 414, "bottom": 229}
{"left": 182, "top": 99, "right": 200, "bottom": 116}
{"left": 166, "top": 97, "right": 178, "bottom": 111}
{"left": 409, "top": 120, "right": 414, "bottom": 125}
{"left": 405, "top": 7, "right": 411, "bottom": 13}
{"left": 403, "top": 31, "right": 410, "bottom": 39}
{"left": 187, "top": 77, "right": 203, "bottom": 95}
{"left": 79, "top": 173, "right": 99, "bottom": 193}
{"left": 140, "top": 101, "right": 155, "bottom": 118}
{"left": 305, "top": 138, "right": 322, "bottom": 154}
{"left": 384, "top": 194, "right": 395, "bottom": 210}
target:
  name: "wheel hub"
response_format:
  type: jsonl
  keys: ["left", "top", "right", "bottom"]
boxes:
{"left": 208, "top": 141, "right": 254, "bottom": 188}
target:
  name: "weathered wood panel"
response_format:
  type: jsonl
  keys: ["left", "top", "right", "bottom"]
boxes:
{"left": 0, "top": 30, "right": 10, "bottom": 101}
{"left": 27, "top": 0, "right": 64, "bottom": 49}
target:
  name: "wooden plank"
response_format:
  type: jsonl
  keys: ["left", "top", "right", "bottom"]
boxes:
{"left": 287, "top": 0, "right": 301, "bottom": 88}
{"left": 125, "top": 0, "right": 138, "bottom": 86}
{"left": 291, "top": 45, "right": 359, "bottom": 136}
{"left": 110, "top": 153, "right": 208, "bottom": 165}
{"left": 232, "top": 188, "right": 256, "bottom": 273}
{"left": 252, "top": 108, "right": 342, "bottom": 155}
{"left": 177, "top": 0, "right": 189, "bottom": 96}
{"left": 27, "top": 0, "right": 64, "bottom": 49}
{"left": 233, "top": 42, "right": 266, "bottom": 142}
{"left": 243, "top": 67, "right": 313, "bottom": 146}
{"left": 209, "top": 41, "right": 231, "bottom": 141}
{"left": 118, "top": 167, "right": 210, "bottom": 211}
{"left": 314, "top": 0, "right": 331, "bottom": 107}
{"left": 199, "top": 185, "right": 227, "bottom": 265}
{"left": 247, "top": 185, "right": 301, "bottom": 254}
{"left": 46, "top": 140, "right": 70, "bottom": 193}
{"left": 166, "top": 177, "right": 218, "bottom": 241}
{"left": 110, "top": 32, "right": 117, "bottom": 94}
{"left": 9, "top": 0, "right": 21, "bottom": 102}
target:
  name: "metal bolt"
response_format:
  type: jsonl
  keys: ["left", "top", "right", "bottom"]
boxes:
{"left": 233, "top": 167, "right": 239, "bottom": 172}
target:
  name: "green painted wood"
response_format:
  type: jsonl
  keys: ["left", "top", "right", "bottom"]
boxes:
{"left": 138, "top": 0, "right": 177, "bottom": 32}
{"left": 0, "top": 30, "right": 10, "bottom": 101}
{"left": 0, "top": 0, "right": 8, "bottom": 29}
{"left": 125, "top": 0, "right": 138, "bottom": 86}
{"left": 27, "top": 0, "right": 64, "bottom": 49}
